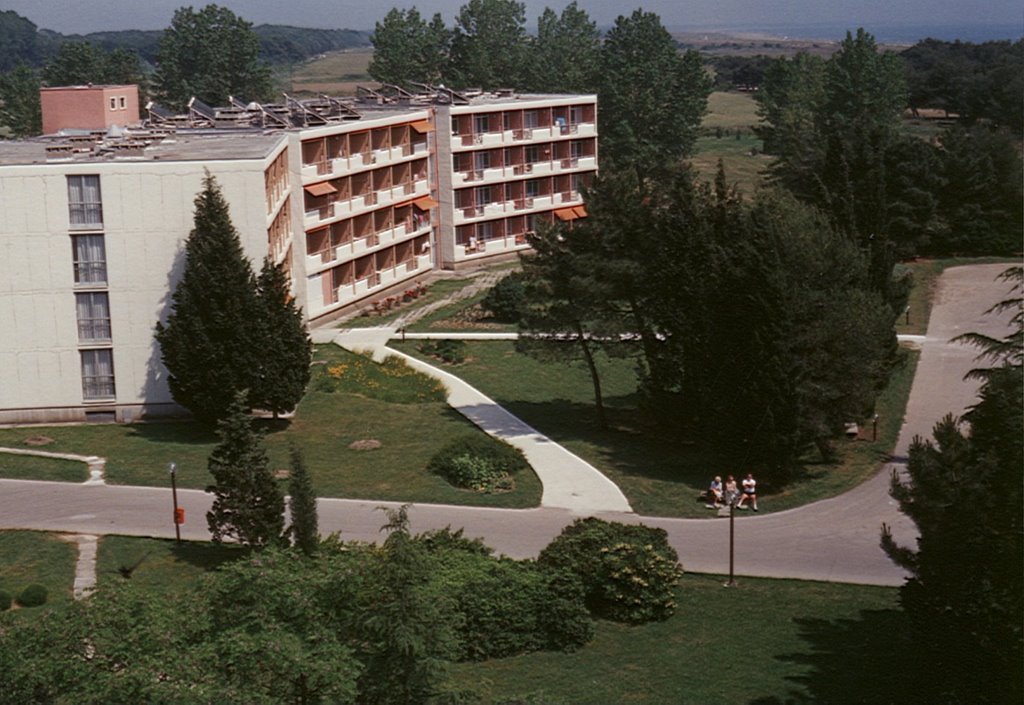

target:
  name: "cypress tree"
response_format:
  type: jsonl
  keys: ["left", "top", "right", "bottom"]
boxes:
{"left": 206, "top": 391, "right": 284, "bottom": 548}
{"left": 155, "top": 173, "right": 262, "bottom": 423}
{"left": 253, "top": 257, "right": 312, "bottom": 417}
{"left": 287, "top": 445, "right": 319, "bottom": 556}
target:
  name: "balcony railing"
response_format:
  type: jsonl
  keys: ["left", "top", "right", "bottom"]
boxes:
{"left": 513, "top": 163, "right": 533, "bottom": 175}
{"left": 513, "top": 128, "right": 534, "bottom": 141}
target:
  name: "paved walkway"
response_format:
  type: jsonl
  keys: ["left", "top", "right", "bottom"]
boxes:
{"left": 0, "top": 264, "right": 1015, "bottom": 586}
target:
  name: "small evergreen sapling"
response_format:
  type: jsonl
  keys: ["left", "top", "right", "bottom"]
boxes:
{"left": 287, "top": 445, "right": 319, "bottom": 556}
{"left": 206, "top": 391, "right": 284, "bottom": 548}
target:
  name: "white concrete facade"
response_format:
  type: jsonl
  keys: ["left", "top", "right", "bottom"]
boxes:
{"left": 0, "top": 91, "right": 597, "bottom": 423}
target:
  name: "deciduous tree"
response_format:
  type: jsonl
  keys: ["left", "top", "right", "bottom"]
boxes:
{"left": 369, "top": 8, "right": 451, "bottom": 87}
{"left": 155, "top": 4, "right": 272, "bottom": 110}
{"left": 449, "top": 0, "right": 528, "bottom": 90}
{"left": 596, "top": 9, "right": 712, "bottom": 175}
{"left": 206, "top": 390, "right": 285, "bottom": 547}
{"left": 0, "top": 64, "right": 41, "bottom": 137}
{"left": 526, "top": 2, "right": 600, "bottom": 93}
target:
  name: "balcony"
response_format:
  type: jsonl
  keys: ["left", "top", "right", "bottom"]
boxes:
{"left": 304, "top": 203, "right": 334, "bottom": 226}
{"left": 513, "top": 128, "right": 533, "bottom": 141}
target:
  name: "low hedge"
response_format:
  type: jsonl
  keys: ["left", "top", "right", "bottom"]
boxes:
{"left": 15, "top": 584, "right": 48, "bottom": 608}
{"left": 0, "top": 589, "right": 11, "bottom": 611}
{"left": 538, "top": 518, "right": 684, "bottom": 624}
{"left": 427, "top": 434, "right": 530, "bottom": 493}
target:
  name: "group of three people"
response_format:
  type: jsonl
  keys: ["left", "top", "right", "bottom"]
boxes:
{"left": 708, "top": 473, "right": 758, "bottom": 512}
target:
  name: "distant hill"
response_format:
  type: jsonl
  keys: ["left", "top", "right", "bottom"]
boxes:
{"left": 0, "top": 10, "right": 370, "bottom": 70}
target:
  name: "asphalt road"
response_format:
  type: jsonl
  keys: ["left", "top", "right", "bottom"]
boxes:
{"left": 0, "top": 263, "right": 1016, "bottom": 586}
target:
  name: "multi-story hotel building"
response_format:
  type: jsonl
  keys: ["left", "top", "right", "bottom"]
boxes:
{"left": 0, "top": 84, "right": 597, "bottom": 423}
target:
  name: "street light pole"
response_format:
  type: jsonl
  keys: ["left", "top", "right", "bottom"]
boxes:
{"left": 168, "top": 462, "right": 181, "bottom": 544}
{"left": 725, "top": 496, "right": 737, "bottom": 588}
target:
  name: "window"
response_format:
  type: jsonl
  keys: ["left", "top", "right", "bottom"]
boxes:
{"left": 76, "top": 292, "right": 112, "bottom": 341}
{"left": 477, "top": 221, "right": 493, "bottom": 240}
{"left": 503, "top": 113, "right": 512, "bottom": 131}
{"left": 525, "top": 145, "right": 539, "bottom": 163}
{"left": 570, "top": 140, "right": 583, "bottom": 158}
{"left": 109, "top": 97, "right": 116, "bottom": 110}
{"left": 524, "top": 110, "right": 539, "bottom": 128}
{"left": 526, "top": 213, "right": 538, "bottom": 232}
{"left": 475, "top": 186, "right": 491, "bottom": 207}
{"left": 118, "top": 96, "right": 126, "bottom": 109}
{"left": 570, "top": 106, "right": 583, "bottom": 125}
{"left": 474, "top": 151, "right": 491, "bottom": 171}
{"left": 525, "top": 179, "right": 540, "bottom": 198}
{"left": 81, "top": 349, "right": 115, "bottom": 399}
{"left": 71, "top": 234, "right": 107, "bottom": 285}
{"left": 474, "top": 114, "right": 490, "bottom": 134}
{"left": 67, "top": 175, "right": 103, "bottom": 229}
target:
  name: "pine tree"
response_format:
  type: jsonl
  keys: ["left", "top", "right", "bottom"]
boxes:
{"left": 287, "top": 445, "right": 319, "bottom": 556}
{"left": 253, "top": 257, "right": 312, "bottom": 417}
{"left": 155, "top": 173, "right": 262, "bottom": 423}
{"left": 206, "top": 391, "right": 284, "bottom": 548}
{"left": 882, "top": 268, "right": 1023, "bottom": 703}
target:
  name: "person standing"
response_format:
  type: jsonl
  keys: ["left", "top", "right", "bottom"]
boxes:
{"left": 736, "top": 472, "right": 758, "bottom": 511}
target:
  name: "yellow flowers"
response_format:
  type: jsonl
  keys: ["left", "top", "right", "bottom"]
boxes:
{"left": 316, "top": 349, "right": 446, "bottom": 403}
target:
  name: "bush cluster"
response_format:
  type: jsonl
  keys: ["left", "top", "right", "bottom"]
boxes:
{"left": 432, "top": 547, "right": 593, "bottom": 661}
{"left": 481, "top": 272, "right": 528, "bottom": 323}
{"left": 0, "top": 589, "right": 11, "bottom": 611}
{"left": 427, "top": 434, "right": 530, "bottom": 493}
{"left": 538, "top": 518, "right": 683, "bottom": 624}
{"left": 418, "top": 339, "right": 467, "bottom": 364}
{"left": 15, "top": 584, "right": 48, "bottom": 608}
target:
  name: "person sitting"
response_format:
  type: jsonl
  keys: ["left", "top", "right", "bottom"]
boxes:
{"left": 736, "top": 472, "right": 759, "bottom": 512}
{"left": 724, "top": 475, "right": 740, "bottom": 507}
{"left": 707, "top": 476, "right": 724, "bottom": 507}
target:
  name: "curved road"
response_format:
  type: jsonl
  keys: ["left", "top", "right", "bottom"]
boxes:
{"left": 0, "top": 264, "right": 1016, "bottom": 586}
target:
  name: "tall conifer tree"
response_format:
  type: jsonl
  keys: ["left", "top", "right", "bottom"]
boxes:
{"left": 253, "top": 257, "right": 312, "bottom": 417}
{"left": 155, "top": 173, "right": 262, "bottom": 423}
{"left": 287, "top": 445, "right": 319, "bottom": 556}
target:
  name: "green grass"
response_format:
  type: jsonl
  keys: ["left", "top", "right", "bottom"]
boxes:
{"left": 288, "top": 48, "right": 373, "bottom": 95}
{"left": 693, "top": 92, "right": 772, "bottom": 195}
{"left": 0, "top": 531, "right": 77, "bottom": 610}
{"left": 449, "top": 572, "right": 905, "bottom": 705}
{"left": 702, "top": 91, "right": 761, "bottom": 130}
{"left": 393, "top": 341, "right": 920, "bottom": 518}
{"left": 0, "top": 348, "right": 542, "bottom": 509}
{"left": 95, "top": 535, "right": 244, "bottom": 596}
{"left": 408, "top": 290, "right": 519, "bottom": 333}
{"left": 0, "top": 452, "right": 87, "bottom": 482}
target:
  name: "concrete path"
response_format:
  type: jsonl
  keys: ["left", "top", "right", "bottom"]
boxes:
{"left": 0, "top": 263, "right": 1015, "bottom": 586}
{"left": 59, "top": 533, "right": 99, "bottom": 599}
{"left": 326, "top": 325, "right": 633, "bottom": 514}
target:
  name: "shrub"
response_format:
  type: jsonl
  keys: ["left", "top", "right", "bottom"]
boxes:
{"left": 15, "top": 584, "right": 48, "bottom": 608}
{"left": 0, "top": 589, "right": 11, "bottom": 611}
{"left": 537, "top": 518, "right": 683, "bottom": 624}
{"left": 481, "top": 272, "right": 528, "bottom": 323}
{"left": 429, "top": 548, "right": 593, "bottom": 661}
{"left": 418, "top": 339, "right": 467, "bottom": 364}
{"left": 428, "top": 434, "right": 530, "bottom": 492}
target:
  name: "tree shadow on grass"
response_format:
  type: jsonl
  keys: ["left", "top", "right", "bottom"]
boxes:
{"left": 752, "top": 608, "right": 922, "bottom": 705}
{"left": 170, "top": 541, "right": 248, "bottom": 572}
{"left": 125, "top": 421, "right": 218, "bottom": 446}
{"left": 494, "top": 396, "right": 718, "bottom": 489}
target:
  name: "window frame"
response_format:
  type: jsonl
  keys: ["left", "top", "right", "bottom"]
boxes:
{"left": 80, "top": 348, "right": 116, "bottom": 400}
{"left": 67, "top": 175, "right": 104, "bottom": 230}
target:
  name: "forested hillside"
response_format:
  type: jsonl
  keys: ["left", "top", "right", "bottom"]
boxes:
{"left": 0, "top": 10, "right": 369, "bottom": 69}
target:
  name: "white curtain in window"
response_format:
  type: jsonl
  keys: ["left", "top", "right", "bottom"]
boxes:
{"left": 76, "top": 292, "right": 111, "bottom": 340}
{"left": 81, "top": 349, "right": 115, "bottom": 398}
{"left": 73, "top": 235, "right": 107, "bottom": 283}
{"left": 68, "top": 176, "right": 103, "bottom": 227}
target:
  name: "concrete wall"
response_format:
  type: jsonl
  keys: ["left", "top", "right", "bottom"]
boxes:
{"left": 0, "top": 157, "right": 274, "bottom": 423}
{"left": 40, "top": 85, "right": 140, "bottom": 135}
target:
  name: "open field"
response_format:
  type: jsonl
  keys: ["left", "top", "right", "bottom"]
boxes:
{"left": 693, "top": 92, "right": 771, "bottom": 193}
{"left": 287, "top": 48, "right": 373, "bottom": 95}
{"left": 393, "top": 340, "right": 919, "bottom": 518}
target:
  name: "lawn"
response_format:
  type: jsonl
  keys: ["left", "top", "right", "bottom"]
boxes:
{"left": 0, "top": 531, "right": 77, "bottom": 611}
{"left": 692, "top": 92, "right": 771, "bottom": 194}
{"left": 342, "top": 275, "right": 478, "bottom": 328}
{"left": 392, "top": 340, "right": 919, "bottom": 518}
{"left": 0, "top": 452, "right": 87, "bottom": 482}
{"left": 0, "top": 347, "right": 542, "bottom": 509}
{"left": 95, "top": 535, "right": 244, "bottom": 596}
{"left": 450, "top": 573, "right": 906, "bottom": 705}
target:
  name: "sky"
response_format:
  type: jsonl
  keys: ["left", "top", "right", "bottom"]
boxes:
{"left": 2, "top": 0, "right": 1021, "bottom": 38}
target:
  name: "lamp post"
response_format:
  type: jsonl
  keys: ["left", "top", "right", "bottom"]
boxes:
{"left": 168, "top": 462, "right": 181, "bottom": 544}
{"left": 724, "top": 495, "right": 738, "bottom": 588}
